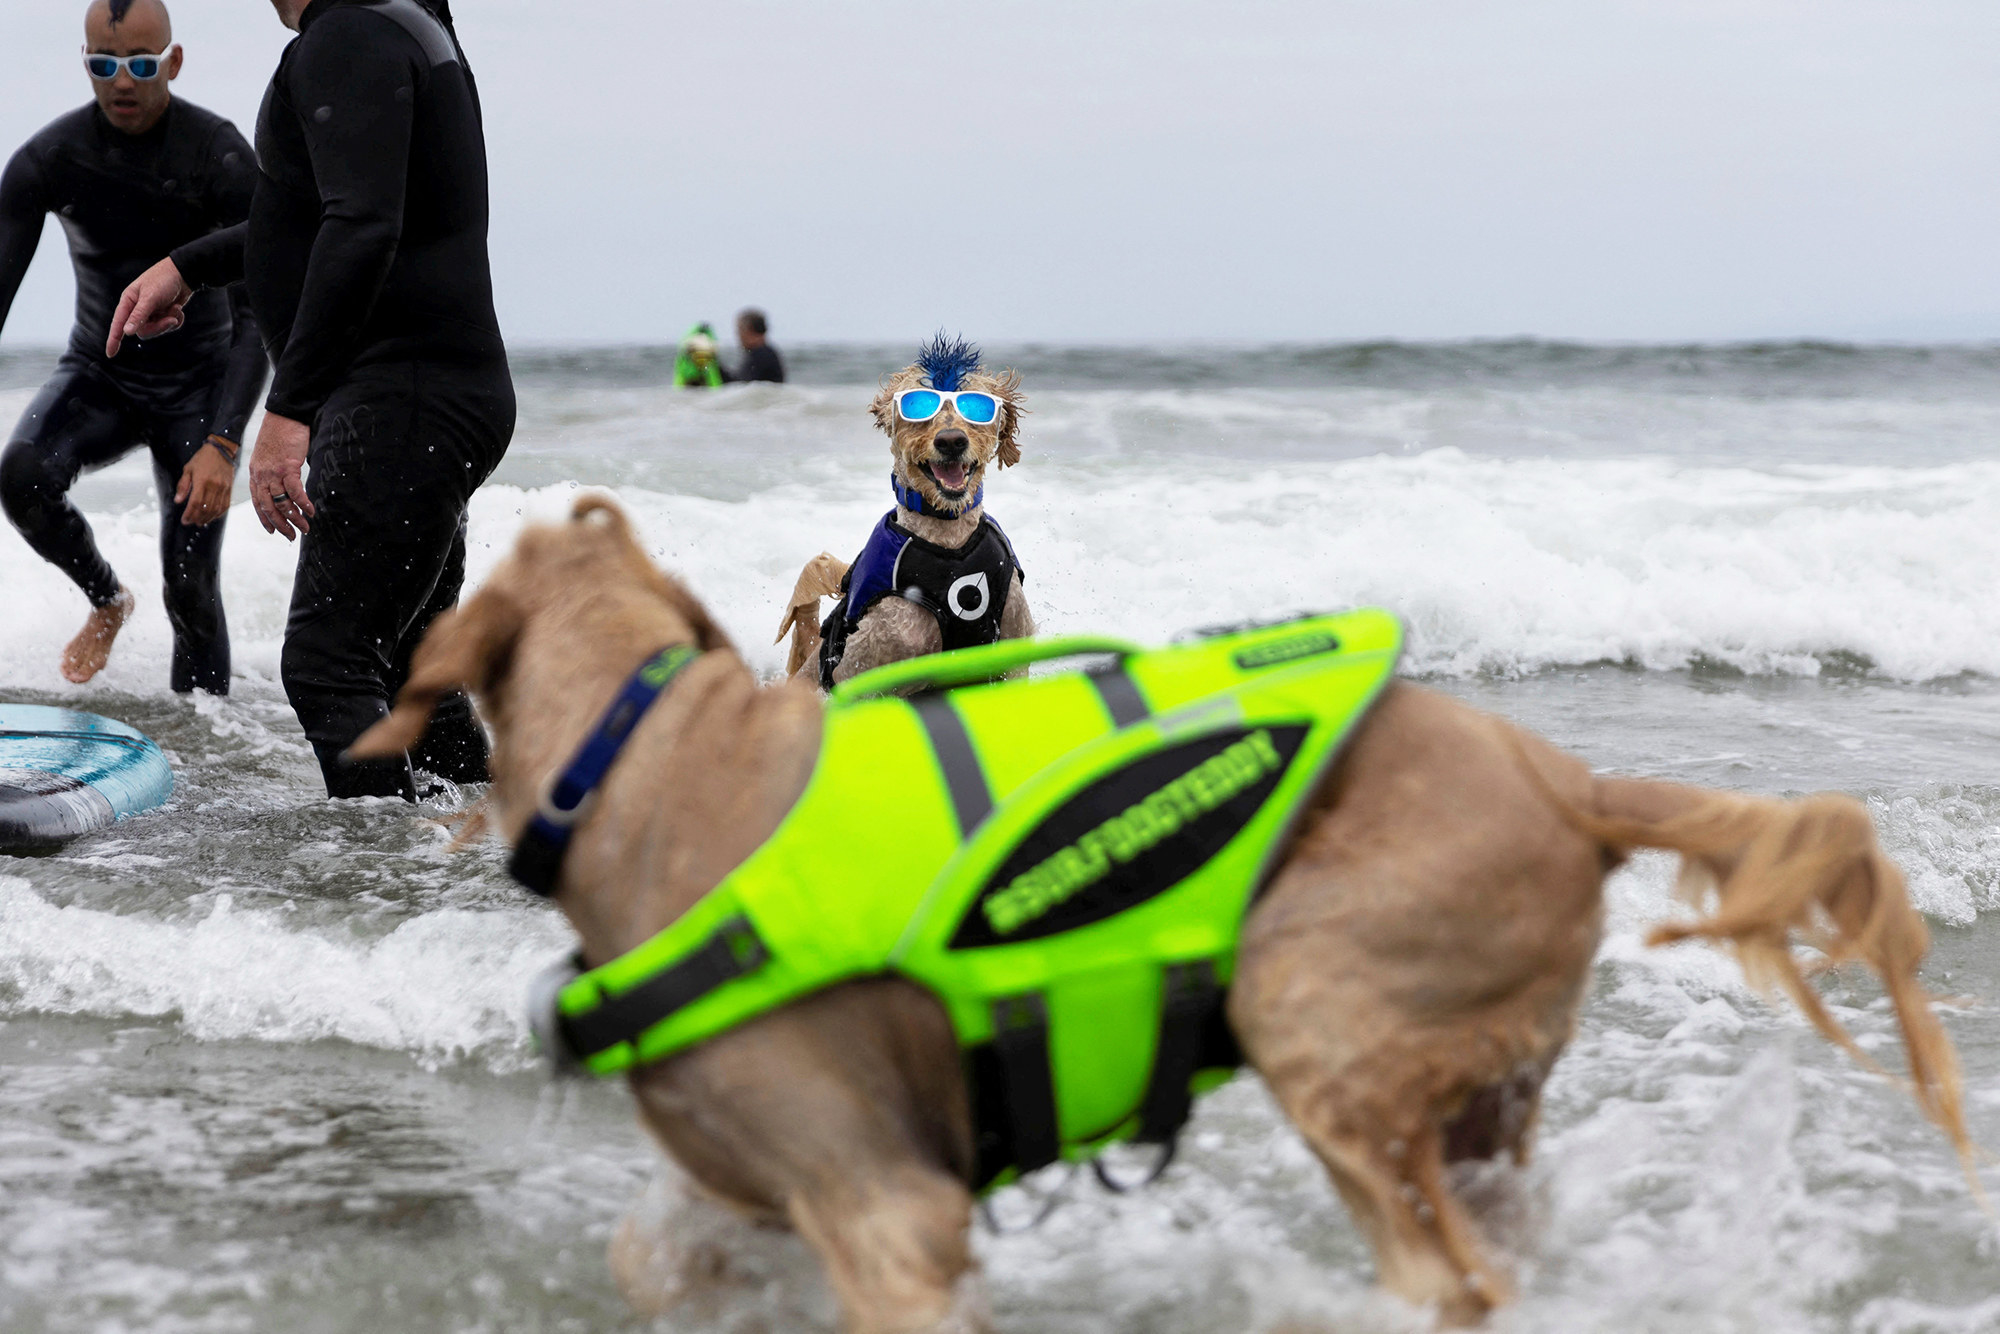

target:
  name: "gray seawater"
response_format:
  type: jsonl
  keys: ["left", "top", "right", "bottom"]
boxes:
{"left": 0, "top": 341, "right": 1996, "bottom": 1333}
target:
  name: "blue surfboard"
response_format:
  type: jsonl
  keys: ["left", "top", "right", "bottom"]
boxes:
{"left": 0, "top": 705, "right": 173, "bottom": 850}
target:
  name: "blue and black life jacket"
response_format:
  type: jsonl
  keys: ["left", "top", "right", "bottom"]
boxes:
{"left": 818, "top": 510, "right": 1023, "bottom": 690}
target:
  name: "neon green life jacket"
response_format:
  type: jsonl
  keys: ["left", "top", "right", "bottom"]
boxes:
{"left": 547, "top": 610, "right": 1402, "bottom": 1188}
{"left": 673, "top": 324, "right": 724, "bottom": 387}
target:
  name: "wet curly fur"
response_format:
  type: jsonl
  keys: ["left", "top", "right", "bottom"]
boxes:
{"left": 776, "top": 338, "right": 1033, "bottom": 684}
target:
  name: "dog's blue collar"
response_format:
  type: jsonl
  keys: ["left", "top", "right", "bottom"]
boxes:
{"left": 892, "top": 469, "right": 981, "bottom": 519}
{"left": 508, "top": 643, "right": 701, "bottom": 897}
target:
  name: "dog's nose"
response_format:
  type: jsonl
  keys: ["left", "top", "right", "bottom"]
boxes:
{"left": 934, "top": 430, "right": 969, "bottom": 460}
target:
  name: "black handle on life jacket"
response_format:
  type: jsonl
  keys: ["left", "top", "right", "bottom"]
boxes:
{"left": 829, "top": 634, "right": 1144, "bottom": 704}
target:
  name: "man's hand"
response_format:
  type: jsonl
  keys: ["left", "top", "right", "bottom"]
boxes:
{"left": 248, "top": 412, "right": 315, "bottom": 540}
{"left": 106, "top": 258, "right": 194, "bottom": 357}
{"left": 175, "top": 439, "right": 237, "bottom": 526}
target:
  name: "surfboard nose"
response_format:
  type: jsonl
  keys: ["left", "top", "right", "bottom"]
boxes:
{"left": 0, "top": 705, "right": 173, "bottom": 851}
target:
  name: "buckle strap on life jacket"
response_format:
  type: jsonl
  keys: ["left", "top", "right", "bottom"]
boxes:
{"left": 509, "top": 643, "right": 701, "bottom": 897}
{"left": 974, "top": 959, "right": 1235, "bottom": 1192}
{"left": 990, "top": 992, "right": 1060, "bottom": 1174}
{"left": 553, "top": 914, "right": 770, "bottom": 1064}
{"left": 1135, "top": 959, "right": 1224, "bottom": 1143}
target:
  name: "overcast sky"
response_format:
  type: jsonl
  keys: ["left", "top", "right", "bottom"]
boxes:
{"left": 3, "top": 0, "right": 1997, "bottom": 344}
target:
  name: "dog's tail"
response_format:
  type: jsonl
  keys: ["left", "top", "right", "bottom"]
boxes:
{"left": 774, "top": 553, "right": 849, "bottom": 680}
{"left": 1511, "top": 731, "right": 1975, "bottom": 1179}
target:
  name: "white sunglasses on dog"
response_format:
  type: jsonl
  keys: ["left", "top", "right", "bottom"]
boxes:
{"left": 894, "top": 388, "right": 1001, "bottom": 426}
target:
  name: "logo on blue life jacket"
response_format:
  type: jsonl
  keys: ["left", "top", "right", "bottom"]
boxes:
{"left": 949, "top": 725, "right": 1309, "bottom": 949}
{"left": 947, "top": 571, "right": 990, "bottom": 621}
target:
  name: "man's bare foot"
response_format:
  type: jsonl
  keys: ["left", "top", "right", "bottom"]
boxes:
{"left": 61, "top": 587, "right": 135, "bottom": 684}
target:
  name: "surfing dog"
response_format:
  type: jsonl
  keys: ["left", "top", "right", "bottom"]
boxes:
{"left": 353, "top": 496, "right": 1971, "bottom": 1333}
{"left": 776, "top": 335, "right": 1034, "bottom": 690}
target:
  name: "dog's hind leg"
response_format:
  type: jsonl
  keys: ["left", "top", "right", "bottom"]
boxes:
{"left": 1227, "top": 687, "right": 1609, "bottom": 1323}
{"left": 1441, "top": 1055, "right": 1556, "bottom": 1168}
{"left": 1249, "top": 1038, "right": 1513, "bottom": 1326}
{"left": 1230, "top": 880, "right": 1528, "bottom": 1324}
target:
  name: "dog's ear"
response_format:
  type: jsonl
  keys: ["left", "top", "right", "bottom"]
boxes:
{"left": 870, "top": 366, "right": 928, "bottom": 438}
{"left": 868, "top": 376, "right": 900, "bottom": 437}
{"left": 346, "top": 588, "right": 524, "bottom": 759}
{"left": 571, "top": 491, "right": 630, "bottom": 530}
{"left": 993, "top": 368, "right": 1025, "bottom": 469}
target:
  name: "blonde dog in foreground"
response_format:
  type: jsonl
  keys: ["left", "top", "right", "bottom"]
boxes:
{"left": 353, "top": 496, "right": 1969, "bottom": 1333}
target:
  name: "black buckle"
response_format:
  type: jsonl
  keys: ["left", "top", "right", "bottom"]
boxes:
{"left": 557, "top": 915, "right": 769, "bottom": 1062}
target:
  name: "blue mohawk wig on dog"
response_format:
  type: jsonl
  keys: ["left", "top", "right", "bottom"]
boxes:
{"left": 915, "top": 332, "right": 982, "bottom": 392}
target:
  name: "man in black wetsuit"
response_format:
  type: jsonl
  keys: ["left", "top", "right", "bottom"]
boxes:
{"left": 733, "top": 308, "right": 785, "bottom": 384}
{"left": 0, "top": 0, "right": 265, "bottom": 692}
{"left": 112, "top": 0, "right": 511, "bottom": 799}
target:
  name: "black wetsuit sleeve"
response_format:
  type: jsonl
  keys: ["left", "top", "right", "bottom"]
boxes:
{"left": 191, "top": 118, "right": 266, "bottom": 443}
{"left": 0, "top": 145, "right": 50, "bottom": 336}
{"left": 171, "top": 115, "right": 257, "bottom": 293}
{"left": 171, "top": 221, "right": 246, "bottom": 289}
{"left": 210, "top": 285, "right": 266, "bottom": 445}
{"left": 263, "top": 13, "right": 422, "bottom": 422}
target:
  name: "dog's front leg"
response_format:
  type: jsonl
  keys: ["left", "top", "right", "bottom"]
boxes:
{"left": 996, "top": 573, "right": 1033, "bottom": 641}
{"left": 627, "top": 981, "right": 985, "bottom": 1332}
{"left": 831, "top": 599, "right": 944, "bottom": 686}
{"left": 609, "top": 1161, "right": 835, "bottom": 1323}
{"left": 787, "top": 1164, "right": 989, "bottom": 1334}
{"left": 996, "top": 574, "right": 1034, "bottom": 678}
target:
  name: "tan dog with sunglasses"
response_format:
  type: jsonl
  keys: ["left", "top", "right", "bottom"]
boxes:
{"left": 777, "top": 335, "right": 1034, "bottom": 690}
{"left": 352, "top": 494, "right": 1970, "bottom": 1334}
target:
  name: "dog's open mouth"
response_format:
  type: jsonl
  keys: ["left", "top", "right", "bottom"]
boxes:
{"left": 921, "top": 460, "right": 972, "bottom": 496}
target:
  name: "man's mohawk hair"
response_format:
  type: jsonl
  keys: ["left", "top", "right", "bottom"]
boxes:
{"left": 914, "top": 332, "right": 982, "bottom": 392}
{"left": 108, "top": 0, "right": 136, "bottom": 21}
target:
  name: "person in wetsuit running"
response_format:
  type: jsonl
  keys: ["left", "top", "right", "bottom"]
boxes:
{"left": 0, "top": 0, "right": 265, "bottom": 692}
{"left": 112, "top": 0, "right": 512, "bottom": 800}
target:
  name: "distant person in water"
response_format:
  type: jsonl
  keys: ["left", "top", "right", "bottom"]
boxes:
{"left": 673, "top": 323, "right": 723, "bottom": 387}
{"left": 0, "top": 0, "right": 265, "bottom": 692}
{"left": 733, "top": 307, "right": 784, "bottom": 383}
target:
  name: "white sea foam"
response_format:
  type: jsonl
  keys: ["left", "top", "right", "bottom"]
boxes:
{"left": 7, "top": 446, "right": 1993, "bottom": 696}
{"left": 0, "top": 874, "right": 566, "bottom": 1064}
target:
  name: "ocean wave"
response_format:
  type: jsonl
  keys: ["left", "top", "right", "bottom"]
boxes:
{"left": 512, "top": 452, "right": 2000, "bottom": 684}
{"left": 0, "top": 782, "right": 1985, "bottom": 1062}
{"left": 1871, "top": 787, "right": 2000, "bottom": 927}
{"left": 4, "top": 450, "right": 1995, "bottom": 695}
{"left": 0, "top": 875, "right": 564, "bottom": 1065}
